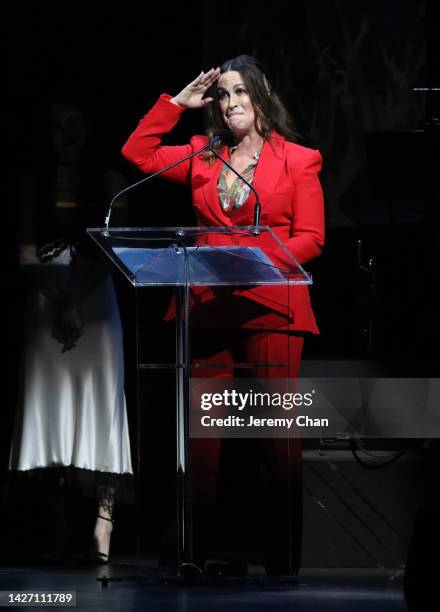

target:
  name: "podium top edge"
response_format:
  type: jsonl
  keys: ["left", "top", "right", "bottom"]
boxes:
{"left": 87, "top": 226, "right": 271, "bottom": 232}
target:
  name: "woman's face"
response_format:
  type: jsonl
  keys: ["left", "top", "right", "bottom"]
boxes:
{"left": 217, "top": 70, "right": 256, "bottom": 138}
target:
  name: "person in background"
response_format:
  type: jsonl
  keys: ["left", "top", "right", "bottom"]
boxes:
{"left": 9, "top": 103, "right": 133, "bottom": 563}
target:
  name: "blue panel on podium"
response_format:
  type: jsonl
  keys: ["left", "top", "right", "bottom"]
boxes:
{"left": 113, "top": 245, "right": 286, "bottom": 285}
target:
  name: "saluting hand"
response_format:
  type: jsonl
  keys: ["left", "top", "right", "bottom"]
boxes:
{"left": 171, "top": 67, "right": 220, "bottom": 109}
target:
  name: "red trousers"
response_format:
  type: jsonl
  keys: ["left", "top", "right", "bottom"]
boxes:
{"left": 190, "top": 325, "right": 304, "bottom": 574}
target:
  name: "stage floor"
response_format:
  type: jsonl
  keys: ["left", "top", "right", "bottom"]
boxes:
{"left": 0, "top": 559, "right": 406, "bottom": 611}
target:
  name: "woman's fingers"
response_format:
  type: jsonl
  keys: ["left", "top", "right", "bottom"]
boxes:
{"left": 189, "top": 71, "right": 204, "bottom": 87}
{"left": 195, "top": 67, "right": 220, "bottom": 89}
{"left": 201, "top": 67, "right": 220, "bottom": 84}
{"left": 173, "top": 67, "right": 220, "bottom": 108}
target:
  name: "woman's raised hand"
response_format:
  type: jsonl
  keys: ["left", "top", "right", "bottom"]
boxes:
{"left": 171, "top": 67, "right": 220, "bottom": 109}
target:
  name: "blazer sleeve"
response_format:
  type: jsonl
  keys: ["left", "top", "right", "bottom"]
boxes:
{"left": 121, "top": 94, "right": 192, "bottom": 184}
{"left": 271, "top": 148, "right": 325, "bottom": 267}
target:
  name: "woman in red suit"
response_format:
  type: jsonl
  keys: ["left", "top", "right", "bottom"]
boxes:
{"left": 122, "top": 55, "right": 324, "bottom": 575}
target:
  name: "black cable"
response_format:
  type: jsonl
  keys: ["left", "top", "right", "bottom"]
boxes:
{"left": 350, "top": 438, "right": 408, "bottom": 469}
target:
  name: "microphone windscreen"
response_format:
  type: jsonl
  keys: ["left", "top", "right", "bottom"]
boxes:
{"left": 211, "top": 129, "right": 234, "bottom": 145}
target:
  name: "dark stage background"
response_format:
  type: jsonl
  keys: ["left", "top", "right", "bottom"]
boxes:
{"left": 3, "top": 0, "right": 439, "bottom": 568}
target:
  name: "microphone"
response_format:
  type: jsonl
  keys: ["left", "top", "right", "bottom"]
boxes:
{"left": 207, "top": 134, "right": 262, "bottom": 236}
{"left": 103, "top": 134, "right": 221, "bottom": 234}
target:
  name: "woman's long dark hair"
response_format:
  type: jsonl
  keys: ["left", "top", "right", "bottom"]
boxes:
{"left": 205, "top": 54, "right": 297, "bottom": 148}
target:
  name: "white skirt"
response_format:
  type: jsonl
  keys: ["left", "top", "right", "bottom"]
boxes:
{"left": 9, "top": 249, "right": 133, "bottom": 490}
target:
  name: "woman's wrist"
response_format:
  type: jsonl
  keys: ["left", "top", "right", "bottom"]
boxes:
{"left": 169, "top": 96, "right": 186, "bottom": 108}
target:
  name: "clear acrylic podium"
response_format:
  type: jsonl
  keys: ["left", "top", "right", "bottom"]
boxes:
{"left": 87, "top": 226, "right": 312, "bottom": 570}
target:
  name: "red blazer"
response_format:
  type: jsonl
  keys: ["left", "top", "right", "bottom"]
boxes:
{"left": 122, "top": 94, "right": 325, "bottom": 333}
